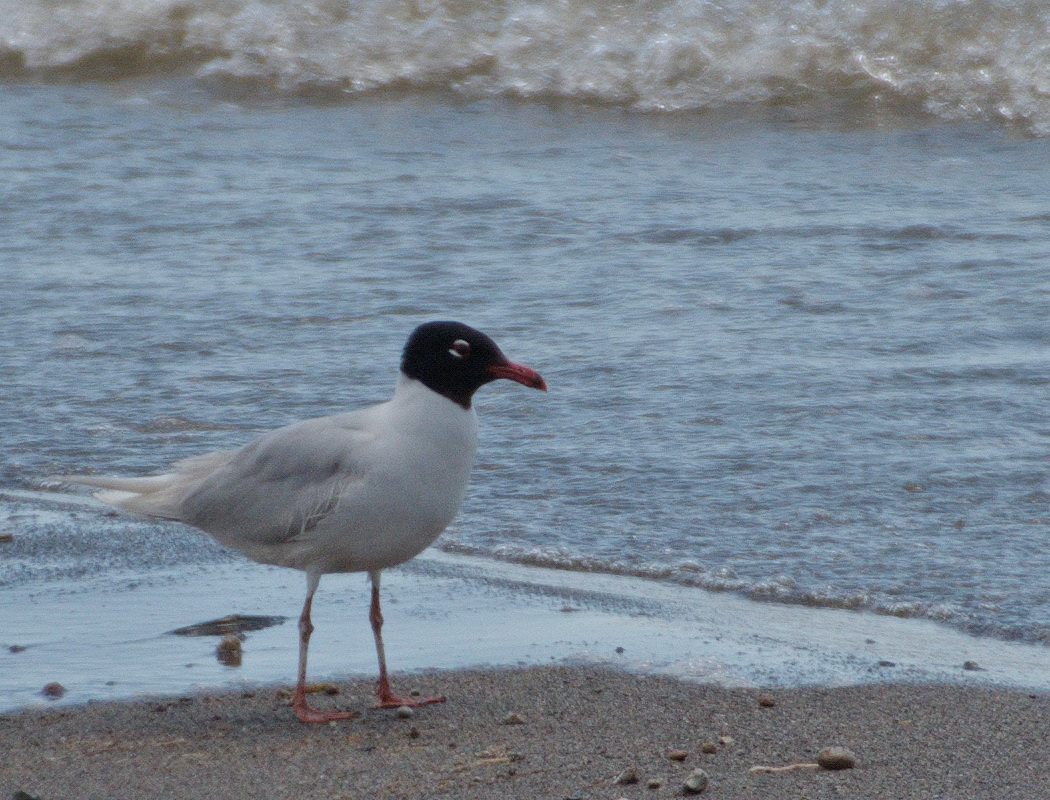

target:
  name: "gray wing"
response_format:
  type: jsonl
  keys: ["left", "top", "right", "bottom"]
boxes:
{"left": 178, "top": 411, "right": 378, "bottom": 547}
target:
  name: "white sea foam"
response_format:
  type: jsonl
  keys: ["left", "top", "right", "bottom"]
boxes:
{"left": 2, "top": 0, "right": 1049, "bottom": 133}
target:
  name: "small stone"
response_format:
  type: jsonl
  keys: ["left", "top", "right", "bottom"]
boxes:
{"left": 963, "top": 660, "right": 985, "bottom": 671}
{"left": 816, "top": 746, "right": 856, "bottom": 770}
{"left": 645, "top": 778, "right": 662, "bottom": 789}
{"left": 700, "top": 741, "right": 718, "bottom": 754}
{"left": 615, "top": 646, "right": 625, "bottom": 654}
{"left": 41, "top": 682, "right": 66, "bottom": 699}
{"left": 410, "top": 688, "right": 422, "bottom": 696}
{"left": 396, "top": 705, "right": 415, "bottom": 718}
{"left": 407, "top": 726, "right": 421, "bottom": 739}
{"left": 503, "top": 712, "right": 525, "bottom": 725}
{"left": 682, "top": 768, "right": 709, "bottom": 794}
{"left": 718, "top": 735, "right": 734, "bottom": 746}
{"left": 216, "top": 634, "right": 243, "bottom": 667}
{"left": 13, "top": 791, "right": 42, "bottom": 800}
{"left": 877, "top": 660, "right": 896, "bottom": 668}
{"left": 668, "top": 749, "right": 688, "bottom": 761}
{"left": 758, "top": 693, "right": 776, "bottom": 707}
{"left": 8, "top": 644, "right": 27, "bottom": 654}
{"left": 0, "top": 533, "right": 14, "bottom": 543}
{"left": 169, "top": 614, "right": 286, "bottom": 638}
{"left": 614, "top": 767, "right": 639, "bottom": 785}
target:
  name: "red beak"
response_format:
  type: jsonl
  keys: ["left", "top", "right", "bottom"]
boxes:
{"left": 487, "top": 362, "right": 548, "bottom": 392}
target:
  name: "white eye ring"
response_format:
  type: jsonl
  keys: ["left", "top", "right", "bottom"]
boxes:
{"left": 449, "top": 339, "right": 471, "bottom": 359}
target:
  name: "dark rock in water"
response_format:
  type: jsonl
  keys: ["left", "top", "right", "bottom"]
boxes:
{"left": 168, "top": 614, "right": 287, "bottom": 637}
{"left": 41, "top": 682, "right": 66, "bottom": 699}
{"left": 963, "top": 660, "right": 985, "bottom": 671}
{"left": 216, "top": 634, "right": 243, "bottom": 667}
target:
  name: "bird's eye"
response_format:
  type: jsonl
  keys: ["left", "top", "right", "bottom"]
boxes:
{"left": 449, "top": 339, "right": 471, "bottom": 359}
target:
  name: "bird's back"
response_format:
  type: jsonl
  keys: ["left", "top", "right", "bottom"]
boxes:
{"left": 65, "top": 376, "right": 480, "bottom": 576}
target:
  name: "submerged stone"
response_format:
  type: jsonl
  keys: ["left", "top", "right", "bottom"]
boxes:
{"left": 168, "top": 614, "right": 287, "bottom": 637}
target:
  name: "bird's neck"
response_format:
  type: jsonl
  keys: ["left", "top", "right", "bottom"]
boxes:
{"left": 392, "top": 373, "right": 477, "bottom": 417}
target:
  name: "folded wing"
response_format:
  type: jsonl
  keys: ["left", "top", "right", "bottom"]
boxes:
{"left": 60, "top": 411, "right": 378, "bottom": 549}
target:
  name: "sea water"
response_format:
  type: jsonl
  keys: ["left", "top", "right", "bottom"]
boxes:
{"left": 2, "top": 0, "right": 1048, "bottom": 708}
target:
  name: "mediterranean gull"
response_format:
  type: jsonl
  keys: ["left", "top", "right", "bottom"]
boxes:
{"left": 59, "top": 321, "right": 547, "bottom": 723}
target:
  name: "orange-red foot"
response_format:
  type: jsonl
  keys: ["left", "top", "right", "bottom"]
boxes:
{"left": 294, "top": 704, "right": 360, "bottom": 723}
{"left": 375, "top": 690, "right": 446, "bottom": 710}
{"left": 292, "top": 693, "right": 360, "bottom": 724}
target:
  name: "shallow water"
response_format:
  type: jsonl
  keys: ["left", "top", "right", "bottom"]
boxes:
{"left": 2, "top": 0, "right": 1050, "bottom": 708}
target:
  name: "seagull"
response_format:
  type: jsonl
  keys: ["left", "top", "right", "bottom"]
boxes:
{"left": 59, "top": 321, "right": 547, "bottom": 723}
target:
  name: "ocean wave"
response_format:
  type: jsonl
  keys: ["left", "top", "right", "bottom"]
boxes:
{"left": 2, "top": 0, "right": 1050, "bottom": 133}
{"left": 438, "top": 539, "right": 1050, "bottom": 646}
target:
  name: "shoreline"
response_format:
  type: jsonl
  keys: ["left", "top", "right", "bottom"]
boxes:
{"left": 3, "top": 664, "right": 1049, "bottom": 799}
{"left": 6, "top": 546, "right": 1050, "bottom": 715}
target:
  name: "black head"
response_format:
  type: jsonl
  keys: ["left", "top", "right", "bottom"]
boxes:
{"left": 401, "top": 321, "right": 547, "bottom": 409}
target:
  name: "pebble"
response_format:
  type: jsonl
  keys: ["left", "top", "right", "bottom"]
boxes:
{"left": 700, "top": 741, "right": 718, "bottom": 754}
{"left": 668, "top": 749, "right": 688, "bottom": 761}
{"left": 396, "top": 705, "right": 415, "bottom": 718}
{"left": 407, "top": 726, "right": 421, "bottom": 739}
{"left": 614, "top": 767, "right": 639, "bottom": 785}
{"left": 0, "top": 532, "right": 14, "bottom": 543}
{"left": 41, "top": 682, "right": 66, "bottom": 699}
{"left": 216, "top": 634, "right": 243, "bottom": 667}
{"left": 682, "top": 768, "right": 710, "bottom": 794}
{"left": 758, "top": 693, "right": 776, "bottom": 707}
{"left": 816, "top": 746, "right": 857, "bottom": 770}
{"left": 645, "top": 778, "right": 663, "bottom": 789}
{"left": 963, "top": 660, "right": 985, "bottom": 671}
{"left": 169, "top": 614, "right": 286, "bottom": 637}
{"left": 718, "top": 735, "right": 734, "bottom": 746}
{"left": 503, "top": 712, "right": 526, "bottom": 725}
{"left": 8, "top": 644, "right": 27, "bottom": 654}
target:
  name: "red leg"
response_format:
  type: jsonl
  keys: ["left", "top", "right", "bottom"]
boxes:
{"left": 369, "top": 570, "right": 445, "bottom": 709}
{"left": 292, "top": 574, "right": 358, "bottom": 724}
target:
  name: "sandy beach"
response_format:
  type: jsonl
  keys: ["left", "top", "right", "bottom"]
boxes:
{"left": 3, "top": 665, "right": 1048, "bottom": 800}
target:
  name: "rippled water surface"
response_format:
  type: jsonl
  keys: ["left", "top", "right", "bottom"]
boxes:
{"left": 3, "top": 75, "right": 1048, "bottom": 655}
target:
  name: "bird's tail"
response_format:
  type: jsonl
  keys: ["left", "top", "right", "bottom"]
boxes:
{"left": 56, "top": 451, "right": 233, "bottom": 521}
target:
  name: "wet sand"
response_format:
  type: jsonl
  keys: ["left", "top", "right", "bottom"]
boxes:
{"left": 3, "top": 665, "right": 1048, "bottom": 799}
